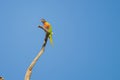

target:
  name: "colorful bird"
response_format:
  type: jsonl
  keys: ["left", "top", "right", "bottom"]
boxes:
{"left": 41, "top": 19, "right": 53, "bottom": 45}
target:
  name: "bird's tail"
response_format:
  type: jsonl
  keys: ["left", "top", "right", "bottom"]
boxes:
{"left": 49, "top": 34, "right": 53, "bottom": 46}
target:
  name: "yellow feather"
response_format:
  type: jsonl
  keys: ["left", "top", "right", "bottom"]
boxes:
{"left": 49, "top": 34, "right": 53, "bottom": 46}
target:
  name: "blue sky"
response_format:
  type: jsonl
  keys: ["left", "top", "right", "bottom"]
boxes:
{"left": 0, "top": 0, "right": 120, "bottom": 80}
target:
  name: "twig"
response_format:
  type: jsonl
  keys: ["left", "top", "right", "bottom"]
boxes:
{"left": 24, "top": 26, "right": 50, "bottom": 80}
{"left": 0, "top": 77, "right": 4, "bottom": 80}
{"left": 38, "top": 25, "right": 50, "bottom": 33}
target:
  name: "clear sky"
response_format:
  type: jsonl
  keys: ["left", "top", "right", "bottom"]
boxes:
{"left": 0, "top": 0, "right": 120, "bottom": 80}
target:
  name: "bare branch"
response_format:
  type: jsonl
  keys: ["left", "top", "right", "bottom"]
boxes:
{"left": 24, "top": 26, "right": 50, "bottom": 80}
{"left": 38, "top": 25, "right": 50, "bottom": 34}
{"left": 0, "top": 77, "right": 4, "bottom": 80}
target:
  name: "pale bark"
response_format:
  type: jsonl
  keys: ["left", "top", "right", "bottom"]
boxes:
{"left": 0, "top": 76, "right": 4, "bottom": 80}
{"left": 24, "top": 26, "right": 50, "bottom": 80}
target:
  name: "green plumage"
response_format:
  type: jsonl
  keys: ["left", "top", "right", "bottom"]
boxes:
{"left": 48, "top": 26, "right": 53, "bottom": 45}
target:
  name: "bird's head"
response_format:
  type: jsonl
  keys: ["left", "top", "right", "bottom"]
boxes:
{"left": 41, "top": 18, "right": 46, "bottom": 23}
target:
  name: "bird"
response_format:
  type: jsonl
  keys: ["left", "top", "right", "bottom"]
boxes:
{"left": 41, "top": 19, "right": 53, "bottom": 45}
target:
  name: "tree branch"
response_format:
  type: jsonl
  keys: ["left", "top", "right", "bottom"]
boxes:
{"left": 0, "top": 77, "right": 4, "bottom": 80}
{"left": 38, "top": 25, "right": 50, "bottom": 33}
{"left": 24, "top": 26, "right": 50, "bottom": 80}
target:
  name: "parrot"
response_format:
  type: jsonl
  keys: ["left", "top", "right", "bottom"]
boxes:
{"left": 41, "top": 19, "right": 53, "bottom": 45}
